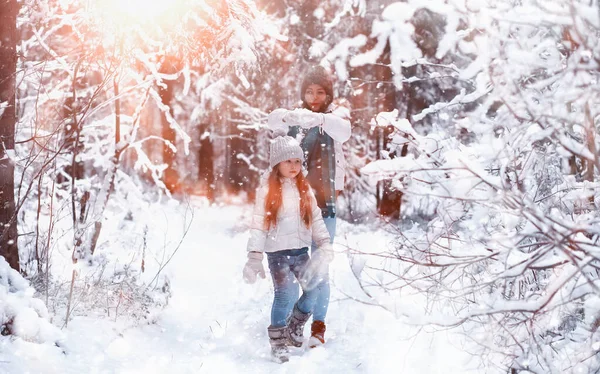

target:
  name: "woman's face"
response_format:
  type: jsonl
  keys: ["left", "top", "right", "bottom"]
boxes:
{"left": 304, "top": 84, "right": 328, "bottom": 112}
{"left": 277, "top": 158, "right": 302, "bottom": 179}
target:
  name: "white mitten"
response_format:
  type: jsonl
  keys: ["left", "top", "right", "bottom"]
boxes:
{"left": 243, "top": 251, "right": 266, "bottom": 284}
{"left": 285, "top": 109, "right": 323, "bottom": 129}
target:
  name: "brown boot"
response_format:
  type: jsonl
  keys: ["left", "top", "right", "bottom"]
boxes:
{"left": 286, "top": 304, "right": 312, "bottom": 347}
{"left": 267, "top": 326, "right": 289, "bottom": 363}
{"left": 308, "top": 320, "right": 326, "bottom": 348}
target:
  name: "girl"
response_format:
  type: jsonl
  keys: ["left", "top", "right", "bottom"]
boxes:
{"left": 243, "top": 136, "right": 333, "bottom": 363}
{"left": 267, "top": 66, "right": 351, "bottom": 347}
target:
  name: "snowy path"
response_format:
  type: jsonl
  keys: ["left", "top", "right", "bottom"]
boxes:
{"left": 5, "top": 199, "right": 480, "bottom": 373}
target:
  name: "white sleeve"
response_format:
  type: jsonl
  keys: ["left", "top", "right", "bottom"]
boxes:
{"left": 246, "top": 185, "right": 268, "bottom": 253}
{"left": 309, "top": 190, "right": 332, "bottom": 248}
{"left": 322, "top": 112, "right": 351, "bottom": 143}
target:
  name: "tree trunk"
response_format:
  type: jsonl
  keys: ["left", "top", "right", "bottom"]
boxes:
{"left": 227, "top": 130, "right": 257, "bottom": 197}
{"left": 198, "top": 124, "right": 215, "bottom": 201}
{"left": 292, "top": 1, "right": 321, "bottom": 63}
{"left": 0, "top": 0, "right": 20, "bottom": 272}
{"left": 158, "top": 58, "right": 180, "bottom": 193}
{"left": 374, "top": 43, "right": 401, "bottom": 218}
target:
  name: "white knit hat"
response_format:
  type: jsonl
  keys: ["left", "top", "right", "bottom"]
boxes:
{"left": 270, "top": 136, "right": 304, "bottom": 169}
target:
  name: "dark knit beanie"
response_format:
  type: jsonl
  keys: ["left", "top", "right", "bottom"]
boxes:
{"left": 300, "top": 66, "right": 334, "bottom": 108}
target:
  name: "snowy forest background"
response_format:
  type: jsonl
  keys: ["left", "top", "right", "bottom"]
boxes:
{"left": 1, "top": 0, "right": 600, "bottom": 373}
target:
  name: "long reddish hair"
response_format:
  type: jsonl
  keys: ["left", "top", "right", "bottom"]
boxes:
{"left": 264, "top": 167, "right": 312, "bottom": 231}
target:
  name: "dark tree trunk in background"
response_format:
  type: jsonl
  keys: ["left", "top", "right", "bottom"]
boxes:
{"left": 374, "top": 44, "right": 401, "bottom": 219}
{"left": 293, "top": 0, "right": 321, "bottom": 63}
{"left": 227, "top": 130, "right": 259, "bottom": 200}
{"left": 57, "top": 97, "right": 84, "bottom": 184}
{"left": 198, "top": 124, "right": 215, "bottom": 201}
{"left": 346, "top": 3, "right": 403, "bottom": 219}
{"left": 0, "top": 0, "right": 20, "bottom": 271}
{"left": 158, "top": 57, "right": 180, "bottom": 193}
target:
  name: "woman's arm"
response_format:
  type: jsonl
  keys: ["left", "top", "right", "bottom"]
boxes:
{"left": 268, "top": 108, "right": 351, "bottom": 143}
{"left": 322, "top": 111, "right": 351, "bottom": 143}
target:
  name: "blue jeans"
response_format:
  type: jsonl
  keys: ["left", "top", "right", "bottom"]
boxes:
{"left": 267, "top": 248, "right": 318, "bottom": 327}
{"left": 288, "top": 216, "right": 336, "bottom": 322}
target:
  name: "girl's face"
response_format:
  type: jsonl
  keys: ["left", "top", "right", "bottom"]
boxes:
{"left": 304, "top": 84, "right": 328, "bottom": 112}
{"left": 278, "top": 158, "right": 302, "bottom": 179}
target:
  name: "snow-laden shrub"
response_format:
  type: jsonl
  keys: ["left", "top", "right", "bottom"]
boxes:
{"left": 350, "top": 1, "right": 600, "bottom": 371}
{"left": 0, "top": 257, "right": 62, "bottom": 344}
{"left": 357, "top": 109, "right": 600, "bottom": 372}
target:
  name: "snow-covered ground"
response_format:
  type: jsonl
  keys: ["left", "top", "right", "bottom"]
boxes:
{"left": 1, "top": 198, "right": 482, "bottom": 373}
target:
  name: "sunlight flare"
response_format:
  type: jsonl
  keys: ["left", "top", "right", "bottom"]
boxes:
{"left": 92, "top": 0, "right": 188, "bottom": 29}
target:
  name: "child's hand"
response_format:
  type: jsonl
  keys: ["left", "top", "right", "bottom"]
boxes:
{"left": 243, "top": 251, "right": 266, "bottom": 284}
